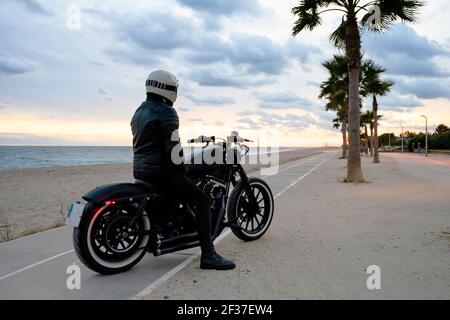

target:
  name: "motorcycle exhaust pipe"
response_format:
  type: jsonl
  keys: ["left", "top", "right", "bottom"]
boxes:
{"left": 160, "top": 232, "right": 198, "bottom": 247}
{"left": 154, "top": 240, "right": 200, "bottom": 256}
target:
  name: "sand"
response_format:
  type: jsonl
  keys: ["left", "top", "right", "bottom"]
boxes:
{"left": 142, "top": 154, "right": 450, "bottom": 300}
{"left": 0, "top": 148, "right": 324, "bottom": 242}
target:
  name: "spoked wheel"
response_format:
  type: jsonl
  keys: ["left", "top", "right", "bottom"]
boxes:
{"left": 227, "top": 178, "right": 274, "bottom": 241}
{"left": 73, "top": 202, "right": 150, "bottom": 275}
{"left": 91, "top": 209, "right": 143, "bottom": 260}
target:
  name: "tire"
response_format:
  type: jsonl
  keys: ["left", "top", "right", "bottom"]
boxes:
{"left": 73, "top": 201, "right": 150, "bottom": 275}
{"left": 227, "top": 178, "right": 274, "bottom": 241}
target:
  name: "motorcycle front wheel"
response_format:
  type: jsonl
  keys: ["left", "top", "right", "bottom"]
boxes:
{"left": 73, "top": 201, "right": 150, "bottom": 275}
{"left": 227, "top": 178, "right": 274, "bottom": 241}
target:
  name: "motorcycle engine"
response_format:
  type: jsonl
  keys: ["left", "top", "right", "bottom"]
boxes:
{"left": 202, "top": 180, "right": 225, "bottom": 210}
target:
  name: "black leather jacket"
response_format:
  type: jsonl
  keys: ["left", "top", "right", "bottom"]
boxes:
{"left": 131, "top": 94, "right": 185, "bottom": 176}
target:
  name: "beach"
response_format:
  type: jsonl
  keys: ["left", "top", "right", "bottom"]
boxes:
{"left": 0, "top": 148, "right": 325, "bottom": 242}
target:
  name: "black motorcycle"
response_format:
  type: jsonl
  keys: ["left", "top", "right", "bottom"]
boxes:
{"left": 67, "top": 131, "right": 274, "bottom": 274}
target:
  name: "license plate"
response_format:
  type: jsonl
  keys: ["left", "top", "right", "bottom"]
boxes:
{"left": 66, "top": 202, "right": 85, "bottom": 227}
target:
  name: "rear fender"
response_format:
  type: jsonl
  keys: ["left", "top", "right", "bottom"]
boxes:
{"left": 82, "top": 182, "right": 147, "bottom": 204}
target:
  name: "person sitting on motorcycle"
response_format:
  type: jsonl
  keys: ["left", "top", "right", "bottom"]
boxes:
{"left": 131, "top": 70, "right": 235, "bottom": 270}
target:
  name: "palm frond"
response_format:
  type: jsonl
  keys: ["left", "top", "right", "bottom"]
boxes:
{"left": 360, "top": 59, "right": 394, "bottom": 96}
{"left": 330, "top": 18, "right": 347, "bottom": 49}
{"left": 292, "top": 0, "right": 342, "bottom": 36}
{"left": 361, "top": 0, "right": 424, "bottom": 31}
{"left": 292, "top": 8, "right": 322, "bottom": 35}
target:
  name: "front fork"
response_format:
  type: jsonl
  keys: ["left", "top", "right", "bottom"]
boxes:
{"left": 237, "top": 166, "right": 259, "bottom": 212}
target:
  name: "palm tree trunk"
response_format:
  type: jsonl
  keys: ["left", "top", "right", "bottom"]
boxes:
{"left": 364, "top": 125, "right": 369, "bottom": 155}
{"left": 345, "top": 14, "right": 364, "bottom": 182}
{"left": 369, "top": 125, "right": 374, "bottom": 157}
{"left": 373, "top": 95, "right": 380, "bottom": 163}
{"left": 341, "top": 119, "right": 348, "bottom": 159}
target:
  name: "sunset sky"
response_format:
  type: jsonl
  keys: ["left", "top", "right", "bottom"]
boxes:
{"left": 1, "top": 0, "right": 449, "bottom": 147}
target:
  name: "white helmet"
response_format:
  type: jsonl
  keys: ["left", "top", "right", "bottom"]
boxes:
{"left": 145, "top": 70, "right": 179, "bottom": 104}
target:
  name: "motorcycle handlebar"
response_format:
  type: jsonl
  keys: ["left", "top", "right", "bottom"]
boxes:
{"left": 229, "top": 135, "right": 254, "bottom": 143}
{"left": 187, "top": 135, "right": 215, "bottom": 144}
{"left": 187, "top": 133, "right": 254, "bottom": 144}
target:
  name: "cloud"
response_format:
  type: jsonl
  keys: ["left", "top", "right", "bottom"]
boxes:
{"left": 107, "top": 10, "right": 290, "bottom": 76}
{"left": 10, "top": 0, "right": 51, "bottom": 16}
{"left": 237, "top": 116, "right": 262, "bottom": 129}
{"left": 177, "top": 0, "right": 260, "bottom": 16}
{"left": 187, "top": 67, "right": 276, "bottom": 88}
{"left": 184, "top": 94, "right": 235, "bottom": 106}
{"left": 0, "top": 52, "right": 36, "bottom": 76}
{"left": 255, "top": 91, "right": 317, "bottom": 110}
{"left": 185, "top": 33, "right": 290, "bottom": 75}
{"left": 287, "top": 39, "right": 323, "bottom": 63}
{"left": 378, "top": 93, "right": 424, "bottom": 111}
{"left": 237, "top": 110, "right": 255, "bottom": 117}
{"left": 364, "top": 24, "right": 448, "bottom": 60}
{"left": 395, "top": 78, "right": 450, "bottom": 100}
{"left": 102, "top": 46, "right": 161, "bottom": 66}
{"left": 178, "top": 107, "right": 190, "bottom": 113}
{"left": 237, "top": 111, "right": 317, "bottom": 131}
{"left": 98, "top": 8, "right": 296, "bottom": 90}
{"left": 97, "top": 87, "right": 110, "bottom": 96}
{"left": 175, "top": 0, "right": 264, "bottom": 31}
{"left": 0, "top": 133, "right": 71, "bottom": 145}
{"left": 97, "top": 86, "right": 113, "bottom": 101}
{"left": 88, "top": 61, "right": 105, "bottom": 67}
{"left": 112, "top": 11, "right": 199, "bottom": 51}
{"left": 363, "top": 24, "right": 450, "bottom": 78}
{"left": 98, "top": 10, "right": 194, "bottom": 66}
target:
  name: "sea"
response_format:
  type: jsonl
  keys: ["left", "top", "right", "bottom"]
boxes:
{"left": 0, "top": 146, "right": 297, "bottom": 171}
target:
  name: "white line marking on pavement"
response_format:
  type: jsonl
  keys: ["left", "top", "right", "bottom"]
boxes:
{"left": 0, "top": 249, "right": 74, "bottom": 281}
{"left": 0, "top": 226, "right": 67, "bottom": 248}
{"left": 132, "top": 151, "right": 338, "bottom": 299}
{"left": 261, "top": 154, "right": 326, "bottom": 179}
{"left": 132, "top": 255, "right": 198, "bottom": 300}
{"left": 274, "top": 152, "right": 338, "bottom": 198}
{"left": 133, "top": 229, "right": 232, "bottom": 300}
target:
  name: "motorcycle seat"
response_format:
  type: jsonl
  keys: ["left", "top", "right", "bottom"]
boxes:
{"left": 134, "top": 180, "right": 181, "bottom": 214}
{"left": 185, "top": 163, "right": 221, "bottom": 176}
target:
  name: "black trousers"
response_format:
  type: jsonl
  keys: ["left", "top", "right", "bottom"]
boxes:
{"left": 135, "top": 170, "right": 213, "bottom": 254}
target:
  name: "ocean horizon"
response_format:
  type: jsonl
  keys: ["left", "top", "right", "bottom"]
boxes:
{"left": 0, "top": 146, "right": 305, "bottom": 171}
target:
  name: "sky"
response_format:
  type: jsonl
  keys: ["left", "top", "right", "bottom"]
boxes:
{"left": 0, "top": 0, "right": 449, "bottom": 147}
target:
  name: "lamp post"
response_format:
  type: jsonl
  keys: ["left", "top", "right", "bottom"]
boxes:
{"left": 400, "top": 124, "right": 404, "bottom": 152}
{"left": 420, "top": 115, "right": 428, "bottom": 157}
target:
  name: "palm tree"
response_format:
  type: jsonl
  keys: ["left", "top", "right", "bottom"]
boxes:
{"left": 365, "top": 110, "right": 383, "bottom": 156}
{"left": 292, "top": 0, "right": 423, "bottom": 182}
{"left": 319, "top": 55, "right": 388, "bottom": 160}
{"left": 319, "top": 55, "right": 349, "bottom": 158}
{"left": 360, "top": 110, "right": 372, "bottom": 154}
{"left": 331, "top": 105, "right": 349, "bottom": 158}
{"left": 434, "top": 124, "right": 450, "bottom": 135}
{"left": 361, "top": 60, "right": 394, "bottom": 163}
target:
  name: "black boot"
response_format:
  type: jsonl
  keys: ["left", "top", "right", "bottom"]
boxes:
{"left": 200, "top": 247, "right": 236, "bottom": 270}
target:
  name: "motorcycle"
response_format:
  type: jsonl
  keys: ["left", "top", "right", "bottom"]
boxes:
{"left": 67, "top": 131, "right": 274, "bottom": 274}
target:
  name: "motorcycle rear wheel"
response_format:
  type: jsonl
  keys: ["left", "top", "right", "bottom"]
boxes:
{"left": 73, "top": 201, "right": 150, "bottom": 275}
